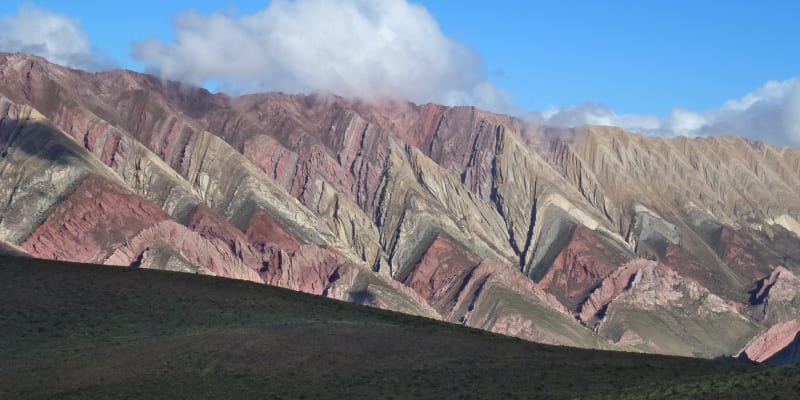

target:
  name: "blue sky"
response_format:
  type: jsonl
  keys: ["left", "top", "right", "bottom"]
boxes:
{"left": 1, "top": 1, "right": 799, "bottom": 145}
{"left": 424, "top": 1, "right": 799, "bottom": 114}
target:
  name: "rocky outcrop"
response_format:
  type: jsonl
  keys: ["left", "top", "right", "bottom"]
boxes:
{"left": 538, "top": 226, "right": 632, "bottom": 310}
{"left": 577, "top": 259, "right": 654, "bottom": 324}
{"left": 400, "top": 234, "right": 607, "bottom": 348}
{"left": 401, "top": 234, "right": 481, "bottom": 314}
{"left": 22, "top": 174, "right": 169, "bottom": 263}
{"left": 259, "top": 245, "right": 347, "bottom": 295}
{"left": 596, "top": 262, "right": 759, "bottom": 357}
{"left": 456, "top": 259, "right": 610, "bottom": 349}
{"left": 738, "top": 320, "right": 800, "bottom": 365}
{"left": 104, "top": 219, "right": 263, "bottom": 282}
{"left": 749, "top": 266, "right": 800, "bottom": 325}
{"left": 762, "top": 331, "right": 800, "bottom": 365}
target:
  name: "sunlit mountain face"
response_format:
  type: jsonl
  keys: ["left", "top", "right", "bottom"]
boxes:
{"left": 1, "top": 53, "right": 799, "bottom": 364}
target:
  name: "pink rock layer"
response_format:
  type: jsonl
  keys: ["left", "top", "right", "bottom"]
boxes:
{"left": 105, "top": 220, "right": 263, "bottom": 282}
{"left": 22, "top": 175, "right": 169, "bottom": 263}
{"left": 739, "top": 320, "right": 800, "bottom": 363}
{"left": 404, "top": 234, "right": 569, "bottom": 325}
{"left": 577, "top": 259, "right": 659, "bottom": 323}
{"left": 261, "top": 245, "right": 349, "bottom": 295}
{"left": 717, "top": 227, "right": 778, "bottom": 280}
{"left": 402, "top": 234, "right": 481, "bottom": 314}
{"left": 538, "top": 226, "right": 630, "bottom": 310}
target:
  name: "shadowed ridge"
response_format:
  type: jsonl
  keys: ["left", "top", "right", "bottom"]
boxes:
{"left": 0, "top": 239, "right": 28, "bottom": 257}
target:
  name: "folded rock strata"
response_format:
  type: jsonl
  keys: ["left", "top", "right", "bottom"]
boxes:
{"left": 1, "top": 53, "right": 799, "bottom": 358}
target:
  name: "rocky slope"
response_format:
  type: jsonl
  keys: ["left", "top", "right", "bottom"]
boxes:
{"left": 1, "top": 52, "right": 799, "bottom": 359}
{"left": 748, "top": 266, "right": 800, "bottom": 325}
{"left": 588, "top": 260, "right": 758, "bottom": 357}
{"left": 737, "top": 319, "right": 800, "bottom": 365}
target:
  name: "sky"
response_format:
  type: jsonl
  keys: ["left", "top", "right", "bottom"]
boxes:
{"left": 0, "top": 0, "right": 798, "bottom": 146}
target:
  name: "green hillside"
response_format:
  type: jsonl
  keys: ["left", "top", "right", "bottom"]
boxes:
{"left": 0, "top": 255, "right": 797, "bottom": 399}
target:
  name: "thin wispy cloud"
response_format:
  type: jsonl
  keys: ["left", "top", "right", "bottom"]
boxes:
{"left": 530, "top": 78, "right": 800, "bottom": 147}
{"left": 132, "top": 0, "right": 515, "bottom": 113}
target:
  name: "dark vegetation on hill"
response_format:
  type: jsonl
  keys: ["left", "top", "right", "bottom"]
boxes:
{"left": 1, "top": 255, "right": 798, "bottom": 399}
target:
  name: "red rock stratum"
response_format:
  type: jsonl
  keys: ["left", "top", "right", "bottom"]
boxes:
{"left": 1, "top": 52, "right": 799, "bottom": 361}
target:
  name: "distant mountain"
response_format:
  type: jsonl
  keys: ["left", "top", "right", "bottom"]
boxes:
{"left": 1, "top": 52, "right": 798, "bottom": 361}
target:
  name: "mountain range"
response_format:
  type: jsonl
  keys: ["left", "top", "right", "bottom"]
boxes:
{"left": 1, "top": 52, "right": 798, "bottom": 363}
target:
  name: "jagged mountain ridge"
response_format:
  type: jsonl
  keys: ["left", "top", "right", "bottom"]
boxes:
{"left": 1, "top": 52, "right": 798, "bottom": 359}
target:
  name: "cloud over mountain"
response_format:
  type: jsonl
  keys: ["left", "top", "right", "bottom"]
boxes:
{"left": 0, "top": 2, "right": 797, "bottom": 147}
{"left": 0, "top": 5, "right": 110, "bottom": 71}
{"left": 132, "top": 0, "right": 514, "bottom": 112}
{"left": 531, "top": 78, "right": 800, "bottom": 147}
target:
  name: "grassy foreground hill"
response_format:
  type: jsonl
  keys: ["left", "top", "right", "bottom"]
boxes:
{"left": 0, "top": 255, "right": 798, "bottom": 399}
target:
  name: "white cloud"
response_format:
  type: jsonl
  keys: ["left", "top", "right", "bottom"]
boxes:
{"left": 132, "top": 0, "right": 514, "bottom": 113}
{"left": 0, "top": 5, "right": 109, "bottom": 70}
{"left": 528, "top": 103, "right": 661, "bottom": 134}
{"left": 3, "top": 3, "right": 795, "bottom": 147}
{"left": 533, "top": 78, "right": 800, "bottom": 147}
